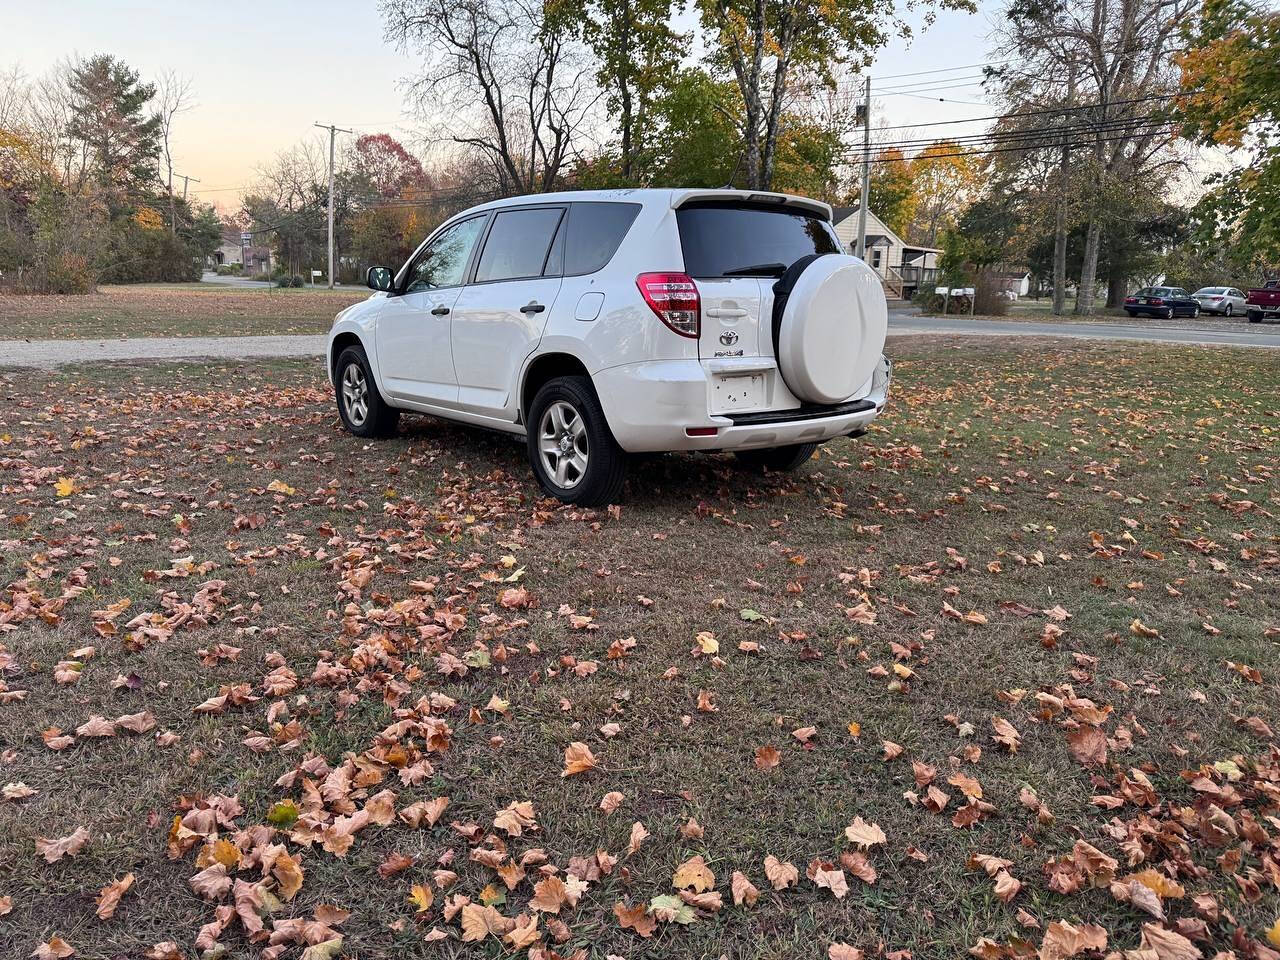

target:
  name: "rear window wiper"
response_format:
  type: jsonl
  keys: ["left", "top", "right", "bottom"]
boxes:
{"left": 721, "top": 262, "right": 788, "bottom": 277}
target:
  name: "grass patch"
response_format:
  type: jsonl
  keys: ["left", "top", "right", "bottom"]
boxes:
{"left": 0, "top": 283, "right": 365, "bottom": 340}
{"left": 0, "top": 337, "right": 1276, "bottom": 959}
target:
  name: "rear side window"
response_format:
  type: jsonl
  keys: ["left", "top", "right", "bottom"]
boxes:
{"left": 474, "top": 207, "right": 565, "bottom": 283}
{"left": 676, "top": 202, "right": 840, "bottom": 278}
{"left": 560, "top": 202, "right": 641, "bottom": 276}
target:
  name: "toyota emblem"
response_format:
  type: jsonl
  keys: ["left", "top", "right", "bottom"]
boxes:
{"left": 719, "top": 330, "right": 739, "bottom": 346}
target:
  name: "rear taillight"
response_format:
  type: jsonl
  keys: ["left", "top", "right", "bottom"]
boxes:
{"left": 1125, "top": 297, "right": 1136, "bottom": 304}
{"left": 637, "top": 272, "right": 700, "bottom": 338}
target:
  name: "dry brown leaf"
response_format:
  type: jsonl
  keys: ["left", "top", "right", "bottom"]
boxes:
{"left": 613, "top": 901, "right": 656, "bottom": 938}
{"left": 1039, "top": 919, "right": 1107, "bottom": 960}
{"left": 95, "top": 873, "right": 135, "bottom": 920}
{"left": 844, "top": 817, "right": 887, "bottom": 849}
{"left": 561, "top": 742, "right": 598, "bottom": 777}
{"left": 764, "top": 855, "right": 799, "bottom": 890}
{"left": 36, "top": 826, "right": 90, "bottom": 863}
{"left": 731, "top": 871, "right": 759, "bottom": 906}
{"left": 672, "top": 855, "right": 715, "bottom": 892}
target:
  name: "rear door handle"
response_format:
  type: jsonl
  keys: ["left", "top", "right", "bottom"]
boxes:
{"left": 519, "top": 302, "right": 545, "bottom": 314}
{"left": 431, "top": 305, "right": 450, "bottom": 316}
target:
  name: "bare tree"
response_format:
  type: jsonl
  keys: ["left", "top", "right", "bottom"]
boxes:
{"left": 155, "top": 71, "right": 194, "bottom": 233}
{"left": 993, "top": 0, "right": 1190, "bottom": 314}
{"left": 380, "top": 0, "right": 598, "bottom": 195}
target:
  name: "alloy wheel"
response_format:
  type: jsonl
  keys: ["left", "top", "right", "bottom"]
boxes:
{"left": 341, "top": 362, "right": 370, "bottom": 427}
{"left": 538, "top": 400, "right": 589, "bottom": 489}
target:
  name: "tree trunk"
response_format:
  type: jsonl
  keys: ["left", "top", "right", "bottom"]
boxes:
{"left": 1075, "top": 218, "right": 1102, "bottom": 315}
{"left": 1105, "top": 271, "right": 1127, "bottom": 308}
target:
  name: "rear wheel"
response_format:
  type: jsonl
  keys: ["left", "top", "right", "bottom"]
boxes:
{"left": 526, "top": 376, "right": 626, "bottom": 506}
{"left": 734, "top": 443, "right": 819, "bottom": 473}
{"left": 335, "top": 345, "right": 400, "bottom": 438}
{"left": 1125, "top": 310, "right": 1136, "bottom": 318}
{"left": 1224, "top": 303, "right": 1233, "bottom": 317}
{"left": 1163, "top": 308, "right": 1174, "bottom": 319}
{"left": 1248, "top": 310, "right": 1262, "bottom": 324}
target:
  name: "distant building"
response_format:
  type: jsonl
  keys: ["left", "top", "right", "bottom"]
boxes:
{"left": 210, "top": 228, "right": 272, "bottom": 275}
{"left": 830, "top": 206, "right": 941, "bottom": 300}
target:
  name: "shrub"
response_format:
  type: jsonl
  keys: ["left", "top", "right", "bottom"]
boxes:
{"left": 291, "top": 274, "right": 304, "bottom": 288}
{"left": 276, "top": 275, "right": 293, "bottom": 288}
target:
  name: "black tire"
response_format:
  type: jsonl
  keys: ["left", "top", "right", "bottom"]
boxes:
{"left": 334, "top": 345, "right": 400, "bottom": 438}
{"left": 1247, "top": 311, "right": 1262, "bottom": 324}
{"left": 1163, "top": 308, "right": 1174, "bottom": 320}
{"left": 1224, "top": 303, "right": 1232, "bottom": 317}
{"left": 526, "top": 376, "right": 626, "bottom": 506}
{"left": 1125, "top": 310, "right": 1136, "bottom": 318}
{"left": 734, "top": 442, "right": 820, "bottom": 473}
{"left": 1191, "top": 305, "right": 1200, "bottom": 318}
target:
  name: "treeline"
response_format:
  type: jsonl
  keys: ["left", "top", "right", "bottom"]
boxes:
{"left": 0, "top": 56, "right": 221, "bottom": 293}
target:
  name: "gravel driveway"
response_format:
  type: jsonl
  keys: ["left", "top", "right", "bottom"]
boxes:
{"left": 0, "top": 334, "right": 327, "bottom": 369}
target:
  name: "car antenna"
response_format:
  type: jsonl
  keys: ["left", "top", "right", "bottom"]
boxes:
{"left": 720, "top": 150, "right": 745, "bottom": 189}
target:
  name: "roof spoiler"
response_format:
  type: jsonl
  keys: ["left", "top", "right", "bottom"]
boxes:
{"left": 671, "top": 189, "right": 833, "bottom": 222}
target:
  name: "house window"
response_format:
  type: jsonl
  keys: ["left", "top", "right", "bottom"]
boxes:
{"left": 871, "top": 249, "right": 882, "bottom": 269}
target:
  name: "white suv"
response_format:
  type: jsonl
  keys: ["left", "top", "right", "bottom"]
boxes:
{"left": 327, "top": 188, "right": 891, "bottom": 505}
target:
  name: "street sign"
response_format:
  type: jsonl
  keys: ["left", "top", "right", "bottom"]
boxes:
{"left": 935, "top": 286, "right": 949, "bottom": 295}
{"left": 240, "top": 232, "right": 252, "bottom": 243}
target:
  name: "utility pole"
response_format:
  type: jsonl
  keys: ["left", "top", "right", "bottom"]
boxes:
{"left": 315, "top": 122, "right": 354, "bottom": 289}
{"left": 1052, "top": 64, "right": 1075, "bottom": 316}
{"left": 855, "top": 75, "right": 871, "bottom": 261}
{"left": 176, "top": 173, "right": 200, "bottom": 202}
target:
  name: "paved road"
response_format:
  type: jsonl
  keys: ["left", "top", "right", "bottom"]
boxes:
{"left": 198, "top": 271, "right": 273, "bottom": 288}
{"left": 4, "top": 314, "right": 1278, "bottom": 370}
{"left": 1, "top": 335, "right": 327, "bottom": 369}
{"left": 890, "top": 312, "right": 1280, "bottom": 349}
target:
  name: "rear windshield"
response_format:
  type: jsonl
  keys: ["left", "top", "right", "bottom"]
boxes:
{"left": 676, "top": 202, "right": 841, "bottom": 278}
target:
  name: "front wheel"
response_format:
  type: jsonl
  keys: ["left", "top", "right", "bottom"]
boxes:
{"left": 1190, "top": 305, "right": 1200, "bottom": 318}
{"left": 526, "top": 376, "right": 626, "bottom": 506}
{"left": 734, "top": 443, "right": 820, "bottom": 473}
{"left": 334, "top": 345, "right": 400, "bottom": 438}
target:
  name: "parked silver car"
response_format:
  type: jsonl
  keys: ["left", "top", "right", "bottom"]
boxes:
{"left": 1192, "top": 286, "right": 1247, "bottom": 317}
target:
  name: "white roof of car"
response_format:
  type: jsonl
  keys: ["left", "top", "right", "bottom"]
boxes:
{"left": 469, "top": 188, "right": 833, "bottom": 221}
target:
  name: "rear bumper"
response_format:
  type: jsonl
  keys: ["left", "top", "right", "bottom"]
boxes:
{"left": 595, "top": 355, "right": 891, "bottom": 453}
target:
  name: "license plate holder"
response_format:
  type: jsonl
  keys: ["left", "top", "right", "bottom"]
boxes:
{"left": 712, "top": 372, "right": 766, "bottom": 414}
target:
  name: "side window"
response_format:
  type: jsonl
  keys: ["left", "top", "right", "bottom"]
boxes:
{"left": 563, "top": 202, "right": 641, "bottom": 275}
{"left": 871, "top": 248, "right": 882, "bottom": 269}
{"left": 474, "top": 207, "right": 565, "bottom": 283}
{"left": 406, "top": 216, "right": 486, "bottom": 292}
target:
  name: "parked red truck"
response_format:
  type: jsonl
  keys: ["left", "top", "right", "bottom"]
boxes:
{"left": 1245, "top": 280, "right": 1280, "bottom": 323}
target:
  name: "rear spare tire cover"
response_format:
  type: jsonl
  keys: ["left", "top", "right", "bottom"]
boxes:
{"left": 775, "top": 254, "right": 887, "bottom": 405}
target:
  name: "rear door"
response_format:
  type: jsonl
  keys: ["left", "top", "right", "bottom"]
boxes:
{"left": 450, "top": 205, "right": 566, "bottom": 415}
{"left": 675, "top": 201, "right": 842, "bottom": 411}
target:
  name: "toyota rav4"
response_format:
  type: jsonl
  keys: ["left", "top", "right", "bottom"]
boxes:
{"left": 326, "top": 188, "right": 892, "bottom": 505}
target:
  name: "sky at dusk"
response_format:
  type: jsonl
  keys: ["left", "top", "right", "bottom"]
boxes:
{"left": 4, "top": 0, "right": 1003, "bottom": 209}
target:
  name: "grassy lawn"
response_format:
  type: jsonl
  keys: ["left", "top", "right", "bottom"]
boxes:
{"left": 0, "top": 283, "right": 365, "bottom": 340}
{"left": 0, "top": 337, "right": 1277, "bottom": 960}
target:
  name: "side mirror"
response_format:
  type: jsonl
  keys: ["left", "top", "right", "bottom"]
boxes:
{"left": 366, "top": 266, "right": 393, "bottom": 292}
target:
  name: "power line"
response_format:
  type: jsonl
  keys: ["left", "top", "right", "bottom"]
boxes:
{"left": 851, "top": 123, "right": 1180, "bottom": 165}
{"left": 850, "top": 111, "right": 1176, "bottom": 156}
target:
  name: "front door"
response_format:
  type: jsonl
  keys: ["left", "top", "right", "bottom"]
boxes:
{"left": 450, "top": 206, "right": 566, "bottom": 415}
{"left": 375, "top": 214, "right": 487, "bottom": 406}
